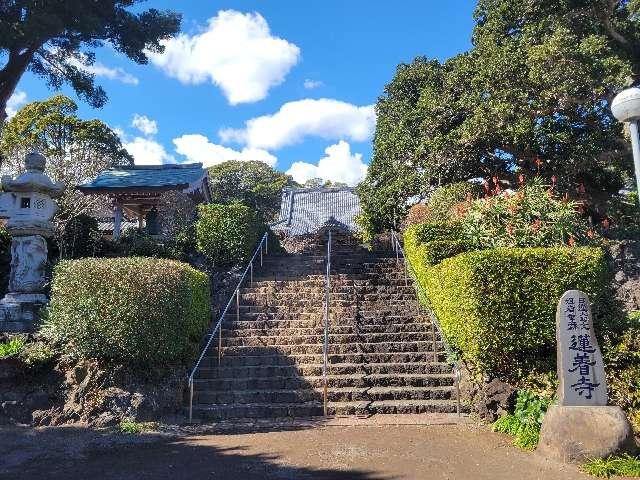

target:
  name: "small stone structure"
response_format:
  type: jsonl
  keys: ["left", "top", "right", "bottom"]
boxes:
{"left": 0, "top": 152, "right": 63, "bottom": 332}
{"left": 537, "top": 290, "right": 636, "bottom": 463}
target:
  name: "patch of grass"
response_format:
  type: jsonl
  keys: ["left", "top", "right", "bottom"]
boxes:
{"left": 582, "top": 454, "right": 640, "bottom": 478}
{"left": 0, "top": 337, "right": 25, "bottom": 358}
{"left": 491, "top": 414, "right": 539, "bottom": 450}
{"left": 119, "top": 421, "right": 158, "bottom": 434}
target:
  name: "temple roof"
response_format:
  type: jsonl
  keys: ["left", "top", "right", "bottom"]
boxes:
{"left": 272, "top": 187, "right": 362, "bottom": 236}
{"left": 78, "top": 163, "right": 207, "bottom": 193}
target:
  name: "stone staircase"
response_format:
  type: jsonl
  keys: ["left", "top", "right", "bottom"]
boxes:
{"left": 190, "top": 242, "right": 459, "bottom": 421}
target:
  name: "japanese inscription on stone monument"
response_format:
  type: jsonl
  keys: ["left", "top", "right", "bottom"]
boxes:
{"left": 556, "top": 290, "right": 607, "bottom": 406}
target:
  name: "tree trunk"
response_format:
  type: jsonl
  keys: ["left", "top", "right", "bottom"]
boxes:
{"left": 0, "top": 48, "right": 37, "bottom": 126}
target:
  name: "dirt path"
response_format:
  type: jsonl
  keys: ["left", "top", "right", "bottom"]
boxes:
{"left": 0, "top": 420, "right": 595, "bottom": 480}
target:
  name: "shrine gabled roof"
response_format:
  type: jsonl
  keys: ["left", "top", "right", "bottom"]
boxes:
{"left": 272, "top": 187, "right": 362, "bottom": 236}
{"left": 77, "top": 163, "right": 207, "bottom": 193}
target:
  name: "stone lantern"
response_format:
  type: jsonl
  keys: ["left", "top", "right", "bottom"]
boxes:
{"left": 0, "top": 152, "right": 64, "bottom": 332}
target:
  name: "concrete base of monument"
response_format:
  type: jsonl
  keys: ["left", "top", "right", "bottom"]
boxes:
{"left": 537, "top": 405, "right": 637, "bottom": 464}
{"left": 0, "top": 293, "right": 47, "bottom": 333}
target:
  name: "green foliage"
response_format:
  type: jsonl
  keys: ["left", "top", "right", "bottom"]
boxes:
{"left": 359, "top": 1, "right": 638, "bottom": 235}
{"left": 0, "top": 2, "right": 181, "bottom": 119}
{"left": 1, "top": 95, "right": 133, "bottom": 225}
{"left": 458, "top": 178, "right": 597, "bottom": 249}
{"left": 582, "top": 454, "right": 640, "bottom": 478}
{"left": 208, "top": 161, "right": 297, "bottom": 222}
{"left": 119, "top": 421, "right": 158, "bottom": 434}
{"left": 0, "top": 337, "right": 25, "bottom": 357}
{"left": 404, "top": 221, "right": 472, "bottom": 267}
{"left": 19, "top": 341, "right": 57, "bottom": 369}
{"left": 425, "top": 182, "right": 482, "bottom": 224}
{"left": 196, "top": 203, "right": 264, "bottom": 267}
{"left": 422, "top": 247, "right": 607, "bottom": 377}
{"left": 604, "top": 190, "right": 640, "bottom": 240}
{"left": 602, "top": 312, "right": 640, "bottom": 434}
{"left": 116, "top": 229, "right": 185, "bottom": 260}
{"left": 43, "top": 257, "right": 210, "bottom": 367}
{"left": 59, "top": 214, "right": 101, "bottom": 259}
{"left": 492, "top": 390, "right": 553, "bottom": 450}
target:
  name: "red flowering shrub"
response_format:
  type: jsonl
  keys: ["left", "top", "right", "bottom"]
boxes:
{"left": 457, "top": 178, "right": 596, "bottom": 248}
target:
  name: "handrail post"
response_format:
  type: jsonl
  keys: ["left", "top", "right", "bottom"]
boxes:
{"left": 323, "top": 229, "right": 332, "bottom": 416}
{"left": 250, "top": 261, "right": 253, "bottom": 286}
{"left": 218, "top": 324, "right": 222, "bottom": 365}
{"left": 236, "top": 288, "right": 240, "bottom": 323}
{"left": 431, "top": 321, "right": 437, "bottom": 362}
{"left": 188, "top": 379, "right": 194, "bottom": 422}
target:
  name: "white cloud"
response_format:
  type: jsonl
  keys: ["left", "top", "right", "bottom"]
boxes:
{"left": 124, "top": 137, "right": 175, "bottom": 165}
{"left": 286, "top": 141, "right": 368, "bottom": 186}
{"left": 66, "top": 56, "right": 139, "bottom": 85}
{"left": 6, "top": 90, "right": 27, "bottom": 118}
{"left": 219, "top": 98, "right": 376, "bottom": 150}
{"left": 173, "top": 134, "right": 277, "bottom": 167}
{"left": 131, "top": 114, "right": 158, "bottom": 136}
{"left": 303, "top": 79, "right": 323, "bottom": 89}
{"left": 148, "top": 10, "right": 300, "bottom": 105}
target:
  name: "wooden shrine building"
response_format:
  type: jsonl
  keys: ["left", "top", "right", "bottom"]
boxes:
{"left": 78, "top": 163, "right": 211, "bottom": 239}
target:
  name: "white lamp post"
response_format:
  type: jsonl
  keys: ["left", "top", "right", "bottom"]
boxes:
{"left": 612, "top": 87, "right": 640, "bottom": 204}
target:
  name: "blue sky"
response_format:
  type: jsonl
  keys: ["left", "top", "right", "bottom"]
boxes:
{"left": 7, "top": 1, "right": 476, "bottom": 185}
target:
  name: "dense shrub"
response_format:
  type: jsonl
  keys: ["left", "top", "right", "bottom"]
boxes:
{"left": 404, "top": 222, "right": 472, "bottom": 269}
{"left": 421, "top": 247, "right": 607, "bottom": 377}
{"left": 43, "top": 257, "right": 210, "bottom": 367}
{"left": 424, "top": 181, "right": 482, "bottom": 223}
{"left": 58, "top": 214, "right": 101, "bottom": 259}
{"left": 116, "top": 229, "right": 185, "bottom": 260}
{"left": 603, "top": 312, "right": 640, "bottom": 433}
{"left": 196, "top": 203, "right": 263, "bottom": 266}
{"left": 456, "top": 178, "right": 595, "bottom": 249}
{"left": 402, "top": 203, "right": 430, "bottom": 229}
{"left": 604, "top": 190, "right": 640, "bottom": 240}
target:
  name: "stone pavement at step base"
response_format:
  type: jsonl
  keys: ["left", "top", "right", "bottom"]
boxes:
{"left": 2, "top": 418, "right": 595, "bottom": 480}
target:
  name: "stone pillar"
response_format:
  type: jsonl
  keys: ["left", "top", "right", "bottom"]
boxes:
{"left": 0, "top": 152, "right": 64, "bottom": 332}
{"left": 537, "top": 290, "right": 636, "bottom": 463}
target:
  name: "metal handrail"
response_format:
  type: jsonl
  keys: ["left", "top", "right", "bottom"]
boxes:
{"left": 322, "top": 229, "right": 332, "bottom": 416}
{"left": 390, "top": 230, "right": 462, "bottom": 416}
{"left": 187, "top": 232, "right": 269, "bottom": 421}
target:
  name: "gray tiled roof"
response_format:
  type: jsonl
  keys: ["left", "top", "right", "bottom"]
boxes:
{"left": 78, "top": 163, "right": 206, "bottom": 191}
{"left": 272, "top": 187, "right": 362, "bottom": 236}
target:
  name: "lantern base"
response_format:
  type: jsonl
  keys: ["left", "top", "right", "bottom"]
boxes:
{"left": 0, "top": 292, "right": 48, "bottom": 332}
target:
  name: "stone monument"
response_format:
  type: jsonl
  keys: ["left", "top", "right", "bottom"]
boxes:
{"left": 537, "top": 290, "right": 637, "bottom": 463}
{"left": 0, "top": 152, "right": 64, "bottom": 332}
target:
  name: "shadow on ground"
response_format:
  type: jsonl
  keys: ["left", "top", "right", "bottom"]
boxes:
{"left": 0, "top": 424, "right": 390, "bottom": 480}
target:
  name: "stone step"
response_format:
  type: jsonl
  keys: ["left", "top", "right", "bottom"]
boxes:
{"left": 190, "top": 402, "right": 323, "bottom": 420}
{"left": 189, "top": 399, "right": 464, "bottom": 420}
{"left": 219, "top": 332, "right": 439, "bottom": 347}
{"left": 326, "top": 399, "right": 464, "bottom": 416}
{"left": 215, "top": 340, "right": 445, "bottom": 356}
{"left": 194, "top": 373, "right": 455, "bottom": 390}
{"left": 194, "top": 386, "right": 455, "bottom": 404}
{"left": 193, "top": 362, "right": 454, "bottom": 378}
{"left": 221, "top": 315, "right": 430, "bottom": 328}
{"left": 220, "top": 323, "right": 435, "bottom": 337}
{"left": 198, "top": 351, "right": 449, "bottom": 368}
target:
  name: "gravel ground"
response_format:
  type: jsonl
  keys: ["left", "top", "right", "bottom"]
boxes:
{"left": 0, "top": 417, "right": 600, "bottom": 480}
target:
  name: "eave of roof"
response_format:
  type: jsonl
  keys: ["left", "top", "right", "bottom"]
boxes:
{"left": 77, "top": 163, "right": 207, "bottom": 192}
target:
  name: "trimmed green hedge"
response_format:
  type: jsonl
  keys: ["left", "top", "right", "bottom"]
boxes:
{"left": 405, "top": 221, "right": 472, "bottom": 269}
{"left": 196, "top": 203, "right": 263, "bottom": 267}
{"left": 43, "top": 257, "right": 210, "bottom": 367}
{"left": 421, "top": 247, "right": 607, "bottom": 377}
